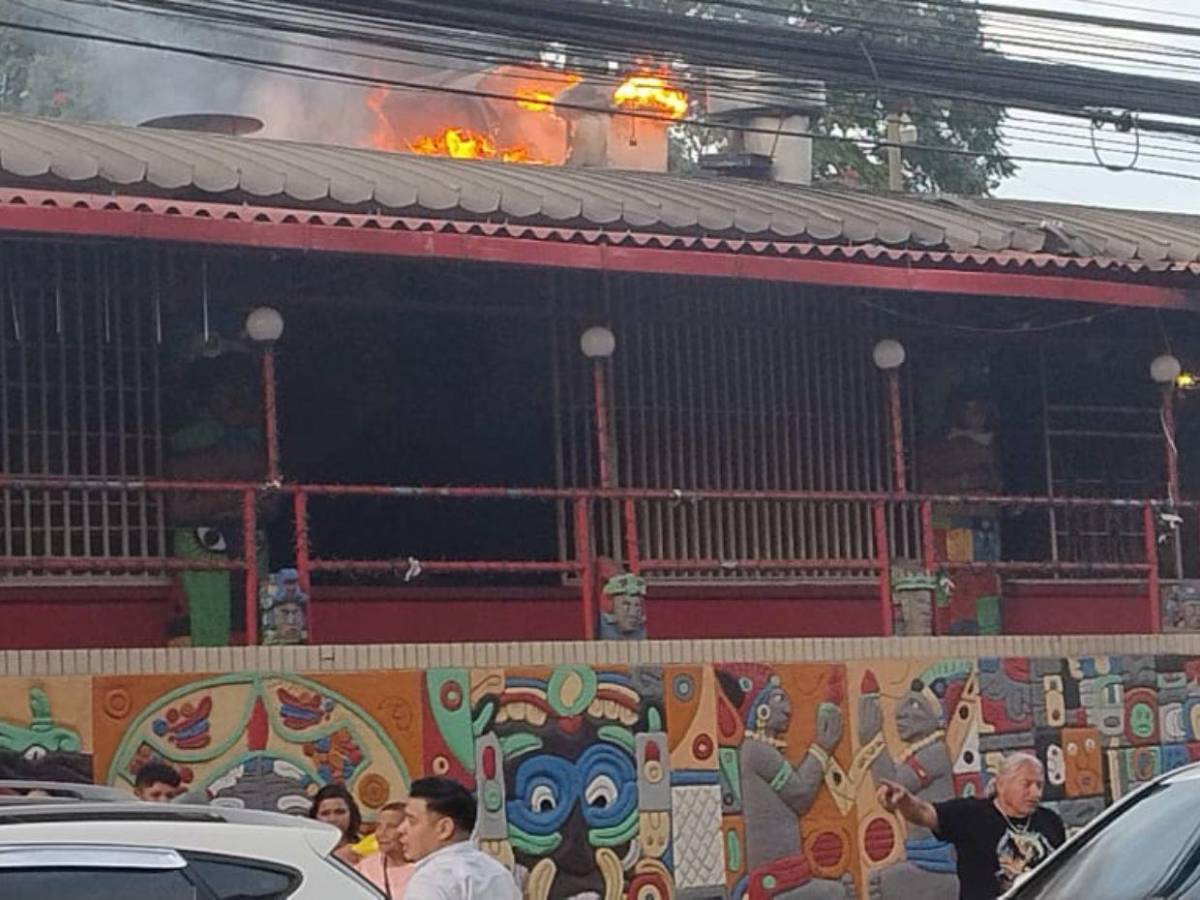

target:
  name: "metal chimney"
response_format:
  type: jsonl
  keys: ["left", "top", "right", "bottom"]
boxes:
{"left": 559, "top": 81, "right": 672, "bottom": 174}
{"left": 701, "top": 75, "right": 826, "bottom": 185}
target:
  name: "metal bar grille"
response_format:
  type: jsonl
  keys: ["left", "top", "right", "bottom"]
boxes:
{"left": 554, "top": 275, "right": 901, "bottom": 580}
{"left": 1044, "top": 399, "right": 1160, "bottom": 572}
{"left": 1, "top": 242, "right": 163, "bottom": 578}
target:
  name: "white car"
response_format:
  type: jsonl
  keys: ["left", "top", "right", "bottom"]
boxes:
{"left": 0, "top": 799, "right": 384, "bottom": 899}
{"left": 1004, "top": 760, "right": 1200, "bottom": 899}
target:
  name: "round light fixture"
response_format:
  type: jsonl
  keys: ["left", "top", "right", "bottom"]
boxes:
{"left": 580, "top": 326, "right": 616, "bottom": 359}
{"left": 245, "top": 307, "right": 284, "bottom": 343}
{"left": 872, "top": 338, "right": 906, "bottom": 370}
{"left": 1151, "top": 354, "right": 1182, "bottom": 384}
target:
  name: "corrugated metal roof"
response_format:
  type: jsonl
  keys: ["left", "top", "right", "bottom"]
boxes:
{"left": 1, "top": 113, "right": 1198, "bottom": 269}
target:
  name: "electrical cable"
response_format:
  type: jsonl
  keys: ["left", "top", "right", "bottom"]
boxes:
{"left": 880, "top": 0, "right": 1200, "bottom": 40}
{"left": 58, "top": 0, "right": 1200, "bottom": 121}
{"left": 9, "top": 4, "right": 1200, "bottom": 183}
{"left": 43, "top": 0, "right": 1200, "bottom": 161}
{"left": 1090, "top": 115, "right": 1141, "bottom": 173}
{"left": 860, "top": 298, "right": 1127, "bottom": 335}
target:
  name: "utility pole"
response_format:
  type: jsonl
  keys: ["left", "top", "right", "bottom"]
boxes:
{"left": 886, "top": 112, "right": 903, "bottom": 192}
{"left": 885, "top": 105, "right": 917, "bottom": 192}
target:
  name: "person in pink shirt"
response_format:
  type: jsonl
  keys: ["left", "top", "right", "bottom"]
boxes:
{"left": 357, "top": 801, "right": 414, "bottom": 899}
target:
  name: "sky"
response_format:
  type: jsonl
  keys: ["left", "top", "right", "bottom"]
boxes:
{"left": 989, "top": 0, "right": 1200, "bottom": 212}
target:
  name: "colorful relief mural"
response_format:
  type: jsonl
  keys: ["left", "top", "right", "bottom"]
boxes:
{"left": 0, "top": 677, "right": 92, "bottom": 782}
{"left": 8, "top": 653, "right": 1200, "bottom": 897}
{"left": 91, "top": 672, "right": 420, "bottom": 816}
{"left": 1162, "top": 582, "right": 1200, "bottom": 632}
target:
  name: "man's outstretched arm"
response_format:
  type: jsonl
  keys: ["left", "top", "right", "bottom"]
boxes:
{"left": 877, "top": 779, "right": 939, "bottom": 831}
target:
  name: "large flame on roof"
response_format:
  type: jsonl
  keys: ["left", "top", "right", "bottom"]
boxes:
{"left": 363, "top": 67, "right": 578, "bottom": 164}
{"left": 407, "top": 126, "right": 538, "bottom": 163}
{"left": 612, "top": 74, "right": 689, "bottom": 120}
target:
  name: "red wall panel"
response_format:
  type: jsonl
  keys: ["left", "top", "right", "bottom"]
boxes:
{"left": 0, "top": 580, "right": 1153, "bottom": 648}
{"left": 1002, "top": 581, "right": 1151, "bottom": 635}
{"left": 308, "top": 583, "right": 882, "bottom": 643}
{"left": 309, "top": 587, "right": 580, "bottom": 644}
{"left": 0, "top": 585, "right": 172, "bottom": 649}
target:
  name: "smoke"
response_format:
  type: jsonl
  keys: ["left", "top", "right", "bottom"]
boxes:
{"left": 5, "top": 2, "right": 483, "bottom": 146}
{"left": 7, "top": 4, "right": 671, "bottom": 169}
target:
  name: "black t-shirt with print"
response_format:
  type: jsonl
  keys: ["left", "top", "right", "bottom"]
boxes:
{"left": 933, "top": 797, "right": 1066, "bottom": 900}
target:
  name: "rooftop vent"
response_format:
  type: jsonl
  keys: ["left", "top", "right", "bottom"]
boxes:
{"left": 138, "top": 114, "right": 264, "bottom": 136}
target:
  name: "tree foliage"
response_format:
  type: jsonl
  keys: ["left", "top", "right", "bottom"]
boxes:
{"left": 616, "top": 0, "right": 1015, "bottom": 195}
{"left": 800, "top": 0, "right": 1015, "bottom": 194}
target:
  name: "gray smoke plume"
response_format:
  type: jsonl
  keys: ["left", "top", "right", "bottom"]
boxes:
{"left": 4, "top": 1, "right": 487, "bottom": 146}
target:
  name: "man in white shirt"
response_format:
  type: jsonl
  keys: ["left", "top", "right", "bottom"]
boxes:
{"left": 400, "top": 776, "right": 521, "bottom": 900}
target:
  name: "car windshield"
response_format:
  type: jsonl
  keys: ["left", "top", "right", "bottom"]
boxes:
{"left": 1014, "top": 773, "right": 1200, "bottom": 899}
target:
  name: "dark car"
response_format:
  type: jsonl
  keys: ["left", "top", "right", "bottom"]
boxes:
{"left": 1005, "top": 761, "right": 1200, "bottom": 899}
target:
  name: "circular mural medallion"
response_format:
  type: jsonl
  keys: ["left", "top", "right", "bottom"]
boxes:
{"left": 672, "top": 674, "right": 695, "bottom": 701}
{"left": 102, "top": 688, "right": 132, "bottom": 720}
{"left": 357, "top": 773, "right": 390, "bottom": 810}
{"left": 864, "top": 816, "right": 897, "bottom": 863}
{"left": 439, "top": 682, "right": 464, "bottom": 712}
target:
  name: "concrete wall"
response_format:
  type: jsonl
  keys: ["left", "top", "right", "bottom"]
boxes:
{"left": 2, "top": 635, "right": 1193, "bottom": 899}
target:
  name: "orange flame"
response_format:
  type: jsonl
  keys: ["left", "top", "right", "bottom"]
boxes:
{"left": 612, "top": 74, "right": 689, "bottom": 120}
{"left": 514, "top": 72, "right": 580, "bottom": 112}
{"left": 516, "top": 88, "right": 556, "bottom": 112}
{"left": 365, "top": 68, "right": 575, "bottom": 163}
{"left": 407, "top": 126, "right": 538, "bottom": 163}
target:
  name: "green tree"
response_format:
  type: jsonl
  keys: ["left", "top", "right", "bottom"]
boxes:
{"left": 617, "top": 0, "right": 1015, "bottom": 194}
{"left": 801, "top": 0, "right": 1014, "bottom": 194}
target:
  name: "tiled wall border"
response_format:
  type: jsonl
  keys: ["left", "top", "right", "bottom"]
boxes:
{"left": 6, "top": 634, "right": 1200, "bottom": 676}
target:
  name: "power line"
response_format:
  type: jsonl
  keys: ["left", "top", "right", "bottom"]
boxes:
{"left": 874, "top": 0, "right": 1200, "bottom": 40}
{"left": 710, "top": 0, "right": 1200, "bottom": 66}
{"left": 48, "top": 0, "right": 1200, "bottom": 145}
{"left": 7, "top": 17, "right": 1200, "bottom": 185}
{"left": 33, "top": 0, "right": 1200, "bottom": 168}
{"left": 860, "top": 298, "right": 1127, "bottom": 335}
{"left": 59, "top": 0, "right": 1200, "bottom": 121}
{"left": 12, "top": 2, "right": 1200, "bottom": 183}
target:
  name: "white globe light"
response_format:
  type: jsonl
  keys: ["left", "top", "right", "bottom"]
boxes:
{"left": 245, "top": 307, "right": 284, "bottom": 343}
{"left": 1151, "top": 354, "right": 1182, "bottom": 384}
{"left": 580, "top": 326, "right": 616, "bottom": 359}
{"left": 872, "top": 338, "right": 906, "bottom": 370}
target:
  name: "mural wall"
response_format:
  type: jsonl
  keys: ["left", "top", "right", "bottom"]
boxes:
{"left": 4, "top": 653, "right": 1197, "bottom": 898}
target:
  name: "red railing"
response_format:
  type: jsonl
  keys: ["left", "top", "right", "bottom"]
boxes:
{"left": 0, "top": 473, "right": 1185, "bottom": 643}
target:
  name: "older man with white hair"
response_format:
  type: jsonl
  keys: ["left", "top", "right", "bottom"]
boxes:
{"left": 878, "top": 751, "right": 1065, "bottom": 899}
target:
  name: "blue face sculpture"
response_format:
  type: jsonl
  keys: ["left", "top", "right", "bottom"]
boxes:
{"left": 507, "top": 742, "right": 639, "bottom": 844}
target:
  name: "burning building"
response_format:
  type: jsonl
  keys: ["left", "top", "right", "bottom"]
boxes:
{"left": 0, "top": 106, "right": 1199, "bottom": 651}
{"left": 361, "top": 64, "right": 697, "bottom": 172}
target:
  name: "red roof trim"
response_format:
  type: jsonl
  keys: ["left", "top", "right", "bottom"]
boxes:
{"left": 0, "top": 188, "right": 1195, "bottom": 309}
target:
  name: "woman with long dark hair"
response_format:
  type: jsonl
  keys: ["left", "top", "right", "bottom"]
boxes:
{"left": 308, "top": 783, "right": 364, "bottom": 865}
